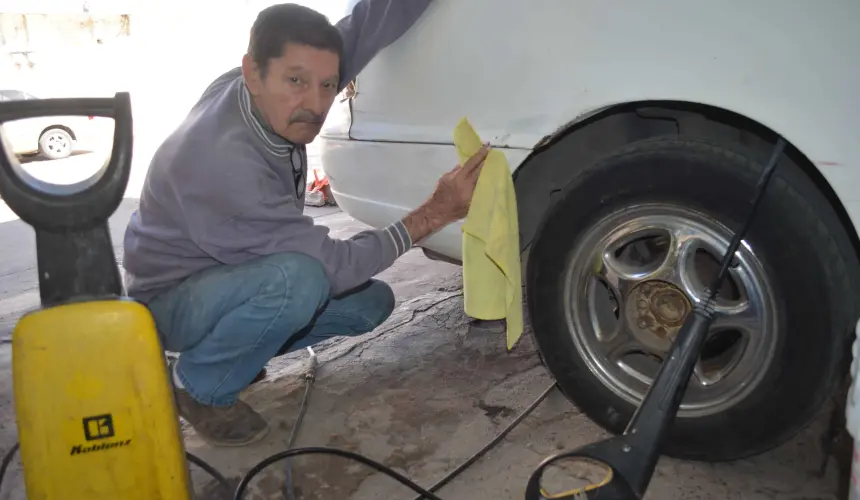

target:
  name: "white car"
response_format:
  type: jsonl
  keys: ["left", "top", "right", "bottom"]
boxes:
{"left": 320, "top": 0, "right": 860, "bottom": 462}
{"left": 0, "top": 89, "right": 103, "bottom": 160}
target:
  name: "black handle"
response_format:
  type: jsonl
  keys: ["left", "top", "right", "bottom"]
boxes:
{"left": 0, "top": 97, "right": 120, "bottom": 122}
{"left": 0, "top": 93, "right": 133, "bottom": 231}
{"left": 525, "top": 443, "right": 638, "bottom": 500}
{"left": 525, "top": 309, "right": 716, "bottom": 500}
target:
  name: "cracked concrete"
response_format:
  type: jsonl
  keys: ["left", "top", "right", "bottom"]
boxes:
{"left": 0, "top": 192, "right": 845, "bottom": 500}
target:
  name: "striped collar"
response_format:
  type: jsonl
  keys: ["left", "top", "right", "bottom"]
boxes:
{"left": 237, "top": 79, "right": 294, "bottom": 158}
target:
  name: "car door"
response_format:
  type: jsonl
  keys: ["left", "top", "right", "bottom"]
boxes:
{"left": 319, "top": 0, "right": 544, "bottom": 214}
{"left": 342, "top": 0, "right": 564, "bottom": 148}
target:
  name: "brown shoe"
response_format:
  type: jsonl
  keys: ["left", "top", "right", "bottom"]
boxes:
{"left": 169, "top": 363, "right": 269, "bottom": 447}
{"left": 251, "top": 368, "right": 267, "bottom": 385}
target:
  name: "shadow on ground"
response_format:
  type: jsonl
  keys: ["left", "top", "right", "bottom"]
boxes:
{"left": 17, "top": 150, "right": 94, "bottom": 163}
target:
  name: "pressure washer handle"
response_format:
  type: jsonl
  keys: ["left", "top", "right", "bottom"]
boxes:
{"left": 0, "top": 93, "right": 133, "bottom": 231}
{"left": 524, "top": 442, "right": 638, "bottom": 500}
{"left": 524, "top": 309, "right": 717, "bottom": 500}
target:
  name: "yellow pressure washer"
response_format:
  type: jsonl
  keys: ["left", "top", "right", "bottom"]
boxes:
{"left": 0, "top": 93, "right": 193, "bottom": 499}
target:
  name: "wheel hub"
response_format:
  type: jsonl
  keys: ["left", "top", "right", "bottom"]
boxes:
{"left": 624, "top": 280, "right": 692, "bottom": 352}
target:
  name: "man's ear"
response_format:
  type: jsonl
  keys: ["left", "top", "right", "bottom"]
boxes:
{"left": 241, "top": 53, "right": 263, "bottom": 95}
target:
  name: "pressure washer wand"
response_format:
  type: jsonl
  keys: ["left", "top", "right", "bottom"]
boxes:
{"left": 525, "top": 137, "right": 787, "bottom": 500}
{"left": 283, "top": 346, "right": 319, "bottom": 500}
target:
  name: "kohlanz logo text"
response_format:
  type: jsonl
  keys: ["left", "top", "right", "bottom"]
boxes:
{"left": 70, "top": 439, "right": 132, "bottom": 456}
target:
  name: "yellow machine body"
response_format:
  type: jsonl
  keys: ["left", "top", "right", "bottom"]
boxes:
{"left": 12, "top": 298, "right": 192, "bottom": 499}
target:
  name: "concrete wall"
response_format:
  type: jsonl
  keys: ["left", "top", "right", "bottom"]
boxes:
{"left": 0, "top": 13, "right": 131, "bottom": 98}
{"left": 0, "top": 12, "right": 129, "bottom": 49}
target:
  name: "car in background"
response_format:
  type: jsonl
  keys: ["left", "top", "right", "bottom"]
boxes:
{"left": 320, "top": 0, "right": 860, "bottom": 463}
{"left": 0, "top": 89, "right": 103, "bottom": 160}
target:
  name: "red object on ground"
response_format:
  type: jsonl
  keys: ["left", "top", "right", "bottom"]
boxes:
{"left": 306, "top": 166, "right": 334, "bottom": 206}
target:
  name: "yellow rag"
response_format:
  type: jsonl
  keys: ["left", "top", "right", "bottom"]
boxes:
{"left": 454, "top": 117, "right": 524, "bottom": 350}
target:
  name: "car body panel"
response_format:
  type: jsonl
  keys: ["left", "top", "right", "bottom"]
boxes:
{"left": 323, "top": 137, "right": 531, "bottom": 259}
{"left": 321, "top": 0, "right": 860, "bottom": 262}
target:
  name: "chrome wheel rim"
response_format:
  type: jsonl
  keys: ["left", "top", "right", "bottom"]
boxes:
{"left": 563, "top": 204, "right": 778, "bottom": 418}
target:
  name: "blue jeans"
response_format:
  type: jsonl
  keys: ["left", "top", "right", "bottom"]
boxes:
{"left": 147, "top": 252, "right": 395, "bottom": 407}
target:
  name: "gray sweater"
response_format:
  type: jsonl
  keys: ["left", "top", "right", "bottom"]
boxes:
{"left": 122, "top": 0, "right": 432, "bottom": 303}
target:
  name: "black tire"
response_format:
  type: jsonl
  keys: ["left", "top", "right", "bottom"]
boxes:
{"left": 38, "top": 128, "right": 74, "bottom": 160}
{"left": 526, "top": 135, "right": 859, "bottom": 461}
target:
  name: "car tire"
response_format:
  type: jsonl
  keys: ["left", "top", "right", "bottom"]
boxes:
{"left": 526, "top": 135, "right": 859, "bottom": 461}
{"left": 38, "top": 128, "right": 74, "bottom": 160}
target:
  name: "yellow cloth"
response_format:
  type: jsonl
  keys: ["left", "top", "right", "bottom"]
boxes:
{"left": 454, "top": 117, "right": 524, "bottom": 350}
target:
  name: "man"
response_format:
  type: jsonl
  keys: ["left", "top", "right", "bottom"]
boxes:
{"left": 122, "top": 1, "right": 490, "bottom": 447}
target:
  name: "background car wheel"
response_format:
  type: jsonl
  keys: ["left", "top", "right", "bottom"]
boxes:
{"left": 38, "top": 128, "right": 73, "bottom": 160}
{"left": 526, "top": 135, "right": 859, "bottom": 461}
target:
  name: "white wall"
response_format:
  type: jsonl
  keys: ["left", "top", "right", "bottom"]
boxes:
{"left": 246, "top": 0, "right": 352, "bottom": 23}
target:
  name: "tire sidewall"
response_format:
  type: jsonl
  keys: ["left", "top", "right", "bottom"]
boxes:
{"left": 527, "top": 136, "right": 844, "bottom": 461}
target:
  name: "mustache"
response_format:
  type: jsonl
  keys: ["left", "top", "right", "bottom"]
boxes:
{"left": 289, "top": 110, "right": 326, "bottom": 124}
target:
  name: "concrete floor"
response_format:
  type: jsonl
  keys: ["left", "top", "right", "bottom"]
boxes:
{"left": 0, "top": 164, "right": 845, "bottom": 499}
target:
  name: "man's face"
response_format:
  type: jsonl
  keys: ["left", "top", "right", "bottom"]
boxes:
{"left": 243, "top": 43, "right": 340, "bottom": 144}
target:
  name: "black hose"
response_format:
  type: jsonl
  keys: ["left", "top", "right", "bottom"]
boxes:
{"left": 0, "top": 442, "right": 18, "bottom": 495}
{"left": 186, "top": 451, "right": 232, "bottom": 492}
{"left": 0, "top": 443, "right": 230, "bottom": 496}
{"left": 0, "top": 376, "right": 556, "bottom": 500}
{"left": 233, "top": 447, "right": 445, "bottom": 500}
{"left": 707, "top": 137, "right": 786, "bottom": 301}
{"left": 413, "top": 382, "right": 558, "bottom": 499}
{"left": 231, "top": 381, "right": 558, "bottom": 499}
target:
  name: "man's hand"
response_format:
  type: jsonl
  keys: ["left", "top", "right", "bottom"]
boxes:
{"left": 430, "top": 143, "right": 492, "bottom": 221}
{"left": 402, "top": 144, "right": 491, "bottom": 244}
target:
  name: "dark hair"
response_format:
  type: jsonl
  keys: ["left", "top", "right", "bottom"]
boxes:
{"left": 249, "top": 3, "right": 344, "bottom": 78}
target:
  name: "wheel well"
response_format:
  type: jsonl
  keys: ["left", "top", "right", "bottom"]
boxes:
{"left": 39, "top": 125, "right": 76, "bottom": 142}
{"left": 514, "top": 101, "right": 860, "bottom": 261}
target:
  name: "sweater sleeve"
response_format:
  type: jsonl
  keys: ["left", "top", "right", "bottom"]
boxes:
{"left": 188, "top": 146, "right": 412, "bottom": 295}
{"left": 335, "top": 0, "right": 433, "bottom": 91}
